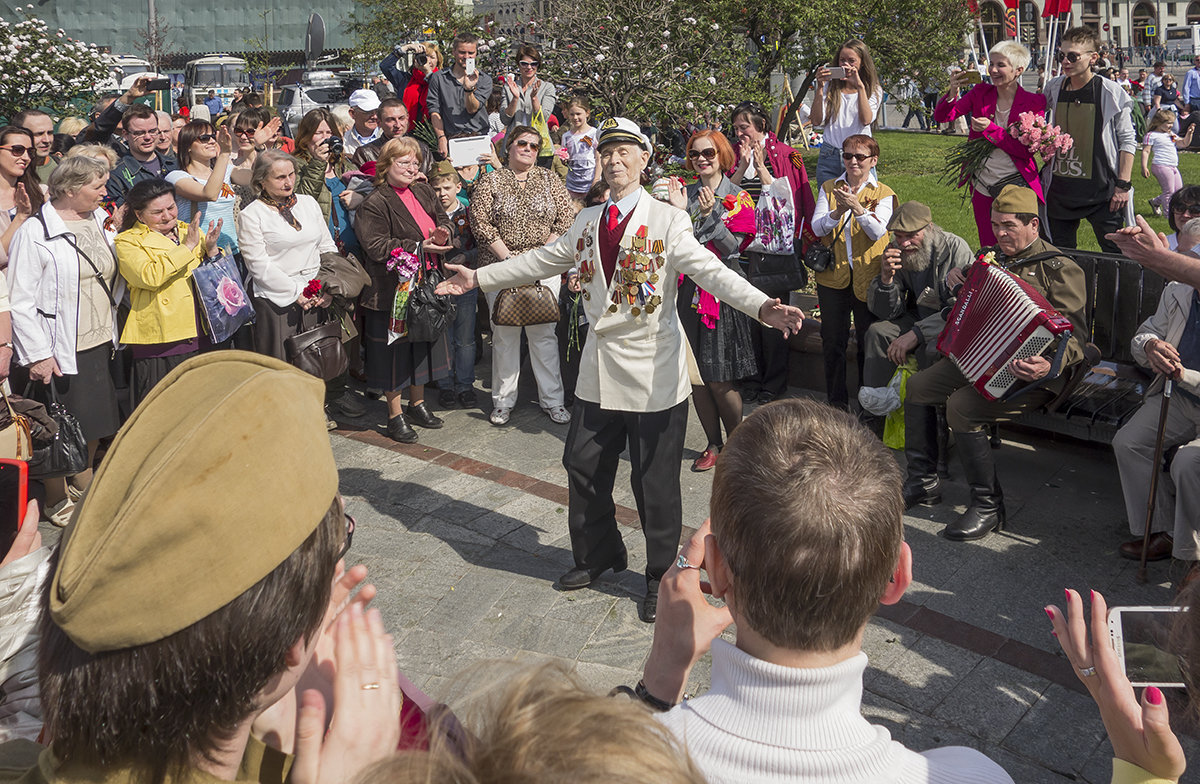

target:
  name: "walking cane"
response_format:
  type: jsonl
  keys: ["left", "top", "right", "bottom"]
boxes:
{"left": 1138, "top": 376, "right": 1174, "bottom": 584}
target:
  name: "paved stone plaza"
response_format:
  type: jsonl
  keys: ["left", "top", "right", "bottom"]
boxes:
{"left": 317, "top": 369, "right": 1198, "bottom": 784}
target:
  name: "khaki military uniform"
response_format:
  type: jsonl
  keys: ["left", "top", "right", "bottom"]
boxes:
{"left": 906, "top": 237, "right": 1089, "bottom": 432}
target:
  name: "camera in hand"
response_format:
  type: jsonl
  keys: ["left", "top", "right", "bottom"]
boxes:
{"left": 145, "top": 77, "right": 171, "bottom": 92}
{"left": 324, "top": 136, "right": 343, "bottom": 155}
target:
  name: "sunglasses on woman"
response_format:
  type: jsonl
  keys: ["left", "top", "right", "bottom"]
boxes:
{"left": 519, "top": 60, "right": 539, "bottom": 67}
{"left": 195, "top": 134, "right": 216, "bottom": 143}
{"left": 1173, "top": 203, "right": 1200, "bottom": 215}
{"left": 512, "top": 139, "right": 539, "bottom": 150}
{"left": 1055, "top": 50, "right": 1093, "bottom": 64}
{"left": 0, "top": 145, "right": 32, "bottom": 157}
{"left": 842, "top": 151, "right": 873, "bottom": 162}
{"left": 687, "top": 148, "right": 717, "bottom": 160}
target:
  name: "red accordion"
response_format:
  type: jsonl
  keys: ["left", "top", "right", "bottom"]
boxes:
{"left": 936, "top": 260, "right": 1075, "bottom": 401}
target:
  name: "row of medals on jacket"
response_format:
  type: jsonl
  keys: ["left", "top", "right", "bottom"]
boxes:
{"left": 576, "top": 226, "right": 667, "bottom": 317}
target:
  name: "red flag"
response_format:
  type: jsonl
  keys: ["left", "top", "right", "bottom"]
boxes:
{"left": 968, "top": 0, "right": 980, "bottom": 16}
{"left": 1042, "top": 0, "right": 1054, "bottom": 18}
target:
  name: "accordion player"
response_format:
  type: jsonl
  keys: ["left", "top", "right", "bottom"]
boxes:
{"left": 900, "top": 185, "right": 1088, "bottom": 542}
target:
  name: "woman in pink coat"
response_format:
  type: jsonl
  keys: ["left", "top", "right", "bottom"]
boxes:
{"left": 935, "top": 41, "right": 1047, "bottom": 246}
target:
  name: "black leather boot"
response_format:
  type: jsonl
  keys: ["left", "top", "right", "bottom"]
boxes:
{"left": 387, "top": 412, "right": 418, "bottom": 444}
{"left": 406, "top": 401, "right": 444, "bottom": 429}
{"left": 945, "top": 429, "right": 1006, "bottom": 541}
{"left": 936, "top": 407, "right": 951, "bottom": 478}
{"left": 902, "top": 404, "right": 941, "bottom": 509}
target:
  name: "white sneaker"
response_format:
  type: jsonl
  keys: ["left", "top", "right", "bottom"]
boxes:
{"left": 46, "top": 497, "right": 76, "bottom": 528}
{"left": 543, "top": 405, "right": 571, "bottom": 424}
{"left": 490, "top": 407, "right": 511, "bottom": 426}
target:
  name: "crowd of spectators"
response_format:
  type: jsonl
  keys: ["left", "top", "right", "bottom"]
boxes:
{"left": 4, "top": 25, "right": 1200, "bottom": 784}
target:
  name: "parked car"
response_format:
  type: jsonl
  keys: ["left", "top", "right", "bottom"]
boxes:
{"left": 277, "top": 75, "right": 350, "bottom": 134}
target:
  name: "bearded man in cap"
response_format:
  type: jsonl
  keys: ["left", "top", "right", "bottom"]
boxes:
{"left": 860, "top": 201, "right": 972, "bottom": 404}
{"left": 0, "top": 352, "right": 401, "bottom": 784}
{"left": 902, "top": 185, "right": 1087, "bottom": 541}
{"left": 438, "top": 117, "right": 805, "bottom": 623}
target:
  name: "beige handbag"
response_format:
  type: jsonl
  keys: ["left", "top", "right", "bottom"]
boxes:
{"left": 0, "top": 387, "right": 33, "bottom": 461}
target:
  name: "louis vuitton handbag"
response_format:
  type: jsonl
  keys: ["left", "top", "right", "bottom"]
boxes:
{"left": 492, "top": 282, "right": 560, "bottom": 327}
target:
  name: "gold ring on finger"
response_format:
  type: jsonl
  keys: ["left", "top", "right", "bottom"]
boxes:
{"left": 361, "top": 682, "right": 382, "bottom": 690}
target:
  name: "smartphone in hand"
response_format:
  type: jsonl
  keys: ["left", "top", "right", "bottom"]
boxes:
{"left": 1109, "top": 605, "right": 1187, "bottom": 688}
{"left": 827, "top": 66, "right": 847, "bottom": 80}
{"left": 960, "top": 70, "right": 983, "bottom": 85}
{"left": 145, "top": 77, "right": 171, "bottom": 92}
{"left": 465, "top": 57, "right": 477, "bottom": 76}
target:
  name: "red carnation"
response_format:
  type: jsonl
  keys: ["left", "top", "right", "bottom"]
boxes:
{"left": 303, "top": 279, "right": 323, "bottom": 298}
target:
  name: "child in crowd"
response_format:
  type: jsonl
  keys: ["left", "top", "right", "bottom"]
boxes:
{"left": 1142, "top": 109, "right": 1194, "bottom": 216}
{"left": 561, "top": 97, "right": 600, "bottom": 202}
{"left": 431, "top": 165, "right": 480, "bottom": 410}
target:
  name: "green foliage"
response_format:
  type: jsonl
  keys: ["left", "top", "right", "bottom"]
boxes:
{"left": 0, "top": 8, "right": 108, "bottom": 120}
{"left": 531, "top": 0, "right": 767, "bottom": 122}
{"left": 346, "top": 0, "right": 481, "bottom": 67}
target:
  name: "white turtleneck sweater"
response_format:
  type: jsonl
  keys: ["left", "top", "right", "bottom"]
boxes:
{"left": 657, "top": 640, "right": 1014, "bottom": 784}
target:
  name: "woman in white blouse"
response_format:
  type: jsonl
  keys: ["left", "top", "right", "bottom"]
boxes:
{"left": 239, "top": 150, "right": 337, "bottom": 361}
{"left": 810, "top": 134, "right": 896, "bottom": 410}
{"left": 809, "top": 39, "right": 883, "bottom": 188}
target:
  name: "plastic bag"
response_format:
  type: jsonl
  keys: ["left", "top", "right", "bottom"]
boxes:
{"left": 744, "top": 178, "right": 795, "bottom": 255}
{"left": 883, "top": 358, "right": 919, "bottom": 450}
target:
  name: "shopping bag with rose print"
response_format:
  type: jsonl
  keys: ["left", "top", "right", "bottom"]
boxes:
{"left": 192, "top": 251, "right": 256, "bottom": 344}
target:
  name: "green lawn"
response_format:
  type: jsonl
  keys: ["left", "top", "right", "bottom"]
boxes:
{"left": 795, "top": 130, "right": 1193, "bottom": 252}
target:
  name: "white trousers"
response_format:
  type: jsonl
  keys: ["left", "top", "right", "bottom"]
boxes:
{"left": 1113, "top": 390, "right": 1200, "bottom": 560}
{"left": 486, "top": 277, "right": 564, "bottom": 409}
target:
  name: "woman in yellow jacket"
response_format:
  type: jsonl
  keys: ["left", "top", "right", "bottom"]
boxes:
{"left": 114, "top": 178, "right": 221, "bottom": 405}
{"left": 810, "top": 133, "right": 896, "bottom": 411}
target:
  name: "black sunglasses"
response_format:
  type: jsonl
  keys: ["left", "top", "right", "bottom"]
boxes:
{"left": 195, "top": 133, "right": 216, "bottom": 143}
{"left": 1173, "top": 202, "right": 1200, "bottom": 215}
{"left": 687, "top": 148, "right": 717, "bottom": 160}
{"left": 0, "top": 144, "right": 31, "bottom": 157}
{"left": 842, "top": 151, "right": 874, "bottom": 162}
{"left": 1055, "top": 49, "right": 1093, "bottom": 64}
{"left": 337, "top": 513, "right": 356, "bottom": 561}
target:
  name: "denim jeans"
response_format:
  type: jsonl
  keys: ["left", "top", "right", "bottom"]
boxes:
{"left": 441, "top": 288, "right": 478, "bottom": 392}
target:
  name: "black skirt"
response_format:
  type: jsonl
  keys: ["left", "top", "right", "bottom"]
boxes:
{"left": 12, "top": 343, "right": 122, "bottom": 443}
{"left": 362, "top": 308, "right": 450, "bottom": 393}
{"left": 676, "top": 278, "right": 759, "bottom": 383}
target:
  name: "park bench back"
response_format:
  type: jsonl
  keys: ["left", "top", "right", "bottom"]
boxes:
{"left": 1016, "top": 249, "right": 1166, "bottom": 442}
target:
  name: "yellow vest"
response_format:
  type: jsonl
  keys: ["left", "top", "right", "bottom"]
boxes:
{"left": 114, "top": 221, "right": 206, "bottom": 345}
{"left": 813, "top": 180, "right": 896, "bottom": 302}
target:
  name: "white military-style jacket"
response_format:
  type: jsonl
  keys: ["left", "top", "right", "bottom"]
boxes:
{"left": 476, "top": 192, "right": 769, "bottom": 413}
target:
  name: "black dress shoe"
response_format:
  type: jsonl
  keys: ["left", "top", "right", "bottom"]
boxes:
{"left": 557, "top": 553, "right": 628, "bottom": 590}
{"left": 386, "top": 414, "right": 418, "bottom": 444}
{"left": 457, "top": 389, "right": 477, "bottom": 408}
{"left": 639, "top": 585, "right": 659, "bottom": 623}
{"left": 902, "top": 478, "right": 942, "bottom": 509}
{"left": 406, "top": 401, "right": 444, "bottom": 429}
{"left": 438, "top": 388, "right": 457, "bottom": 408}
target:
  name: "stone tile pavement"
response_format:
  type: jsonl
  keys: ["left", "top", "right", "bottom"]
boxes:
{"left": 320, "top": 374, "right": 1200, "bottom": 784}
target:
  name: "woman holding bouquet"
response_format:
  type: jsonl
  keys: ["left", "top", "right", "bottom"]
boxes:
{"left": 935, "top": 41, "right": 1046, "bottom": 246}
{"left": 355, "top": 137, "right": 454, "bottom": 443}
{"left": 666, "top": 130, "right": 758, "bottom": 472}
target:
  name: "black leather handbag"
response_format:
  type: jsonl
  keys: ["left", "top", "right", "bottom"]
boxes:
{"left": 405, "top": 255, "right": 455, "bottom": 343}
{"left": 24, "top": 383, "right": 88, "bottom": 479}
{"left": 747, "top": 251, "right": 808, "bottom": 294}
{"left": 801, "top": 217, "right": 845, "bottom": 274}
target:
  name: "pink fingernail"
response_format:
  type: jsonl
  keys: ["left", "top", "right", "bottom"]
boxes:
{"left": 1051, "top": 630, "right": 1057, "bottom": 637}
{"left": 1147, "top": 686, "right": 1164, "bottom": 705}
{"left": 1064, "top": 588, "right": 1071, "bottom": 602}
{"left": 1090, "top": 589, "right": 1097, "bottom": 602}
{"left": 1045, "top": 607, "right": 1055, "bottom": 621}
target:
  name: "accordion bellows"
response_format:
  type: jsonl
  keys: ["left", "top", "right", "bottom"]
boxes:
{"left": 937, "top": 260, "right": 1074, "bottom": 401}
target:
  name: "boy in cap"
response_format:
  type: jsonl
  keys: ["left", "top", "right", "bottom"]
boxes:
{"left": 902, "top": 185, "right": 1087, "bottom": 540}
{"left": 345, "top": 89, "right": 383, "bottom": 154}
{"left": 638, "top": 399, "right": 1015, "bottom": 783}
{"left": 861, "top": 201, "right": 972, "bottom": 394}
{"left": 437, "top": 117, "right": 805, "bottom": 622}
{"left": 0, "top": 352, "right": 401, "bottom": 783}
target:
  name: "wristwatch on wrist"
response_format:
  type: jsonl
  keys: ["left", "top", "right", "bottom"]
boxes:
{"left": 1116, "top": 179, "right": 1133, "bottom": 191}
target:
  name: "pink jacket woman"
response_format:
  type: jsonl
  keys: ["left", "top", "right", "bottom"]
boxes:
{"left": 935, "top": 82, "right": 1047, "bottom": 244}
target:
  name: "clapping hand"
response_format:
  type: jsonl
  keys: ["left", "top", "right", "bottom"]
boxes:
{"left": 696, "top": 186, "right": 716, "bottom": 217}
{"left": 254, "top": 117, "right": 283, "bottom": 149}
{"left": 13, "top": 183, "right": 31, "bottom": 218}
{"left": 666, "top": 177, "right": 687, "bottom": 211}
{"left": 217, "top": 126, "right": 234, "bottom": 155}
{"left": 832, "top": 184, "right": 860, "bottom": 215}
{"left": 204, "top": 219, "right": 223, "bottom": 258}
{"left": 184, "top": 211, "right": 203, "bottom": 250}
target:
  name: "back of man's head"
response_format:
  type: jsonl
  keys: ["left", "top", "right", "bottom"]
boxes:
{"left": 710, "top": 399, "right": 903, "bottom": 652}
{"left": 36, "top": 353, "right": 343, "bottom": 775}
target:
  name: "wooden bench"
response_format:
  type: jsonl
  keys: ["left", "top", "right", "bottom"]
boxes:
{"left": 1013, "top": 250, "right": 1167, "bottom": 444}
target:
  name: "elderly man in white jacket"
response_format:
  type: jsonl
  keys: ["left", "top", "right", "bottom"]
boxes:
{"left": 438, "top": 117, "right": 805, "bottom": 623}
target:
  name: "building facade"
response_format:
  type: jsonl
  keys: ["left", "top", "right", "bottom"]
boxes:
{"left": 975, "top": 0, "right": 1200, "bottom": 52}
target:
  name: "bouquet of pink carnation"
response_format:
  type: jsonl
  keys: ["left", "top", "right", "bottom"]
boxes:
{"left": 1009, "top": 111, "right": 1073, "bottom": 159}
{"left": 387, "top": 246, "right": 421, "bottom": 280}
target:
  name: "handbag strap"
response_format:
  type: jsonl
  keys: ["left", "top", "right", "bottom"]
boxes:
{"left": 38, "top": 212, "right": 118, "bottom": 309}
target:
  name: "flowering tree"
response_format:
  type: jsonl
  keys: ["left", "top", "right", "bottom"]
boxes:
{"left": 0, "top": 7, "right": 107, "bottom": 120}
{"left": 347, "top": 0, "right": 481, "bottom": 65}
{"left": 533, "top": 0, "right": 765, "bottom": 122}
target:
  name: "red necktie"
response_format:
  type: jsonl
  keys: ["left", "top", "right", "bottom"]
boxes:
{"left": 607, "top": 204, "right": 619, "bottom": 231}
